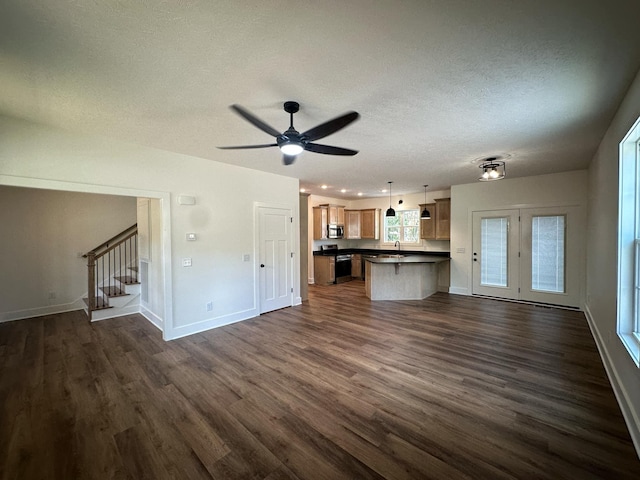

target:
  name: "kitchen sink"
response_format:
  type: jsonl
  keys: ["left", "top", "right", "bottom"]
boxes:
{"left": 378, "top": 254, "right": 405, "bottom": 258}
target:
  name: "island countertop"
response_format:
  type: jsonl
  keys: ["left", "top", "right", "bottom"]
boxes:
{"left": 364, "top": 255, "right": 450, "bottom": 264}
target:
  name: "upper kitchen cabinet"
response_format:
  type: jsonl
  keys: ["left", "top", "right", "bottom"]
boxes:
{"left": 313, "top": 206, "right": 328, "bottom": 240}
{"left": 420, "top": 198, "right": 450, "bottom": 240}
{"left": 419, "top": 203, "right": 436, "bottom": 240}
{"left": 360, "top": 208, "right": 380, "bottom": 239}
{"left": 435, "top": 198, "right": 450, "bottom": 240}
{"left": 326, "top": 204, "right": 345, "bottom": 225}
{"left": 345, "top": 209, "right": 361, "bottom": 239}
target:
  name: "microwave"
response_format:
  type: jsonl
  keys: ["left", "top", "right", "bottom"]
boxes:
{"left": 327, "top": 224, "right": 344, "bottom": 239}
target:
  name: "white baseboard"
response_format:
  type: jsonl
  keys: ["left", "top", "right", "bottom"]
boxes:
{"left": 448, "top": 286, "right": 469, "bottom": 295}
{"left": 0, "top": 299, "right": 86, "bottom": 323}
{"left": 90, "top": 304, "right": 140, "bottom": 322}
{"left": 166, "top": 307, "right": 260, "bottom": 341}
{"left": 584, "top": 304, "right": 640, "bottom": 458}
{"left": 140, "top": 306, "right": 163, "bottom": 331}
{"left": 294, "top": 296, "right": 302, "bottom": 306}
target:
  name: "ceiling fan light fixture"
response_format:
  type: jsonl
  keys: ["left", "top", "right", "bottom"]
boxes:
{"left": 478, "top": 157, "right": 506, "bottom": 181}
{"left": 420, "top": 184, "right": 431, "bottom": 219}
{"left": 279, "top": 142, "right": 304, "bottom": 156}
{"left": 386, "top": 181, "right": 396, "bottom": 217}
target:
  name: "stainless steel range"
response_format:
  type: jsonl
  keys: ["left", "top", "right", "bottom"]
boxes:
{"left": 320, "top": 244, "right": 352, "bottom": 283}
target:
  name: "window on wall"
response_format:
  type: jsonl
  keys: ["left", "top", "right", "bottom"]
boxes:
{"left": 384, "top": 209, "right": 420, "bottom": 243}
{"left": 617, "top": 116, "right": 640, "bottom": 367}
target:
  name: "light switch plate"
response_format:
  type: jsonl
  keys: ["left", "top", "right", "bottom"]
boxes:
{"left": 186, "top": 233, "right": 197, "bottom": 241}
{"left": 182, "top": 258, "right": 192, "bottom": 267}
{"left": 456, "top": 247, "right": 465, "bottom": 253}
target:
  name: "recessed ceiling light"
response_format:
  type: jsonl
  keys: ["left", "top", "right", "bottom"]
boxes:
{"left": 299, "top": 188, "right": 306, "bottom": 193}
{"left": 357, "top": 192, "right": 363, "bottom": 196}
{"left": 381, "top": 189, "right": 387, "bottom": 193}
{"left": 321, "top": 185, "right": 328, "bottom": 189}
{"left": 340, "top": 189, "right": 346, "bottom": 193}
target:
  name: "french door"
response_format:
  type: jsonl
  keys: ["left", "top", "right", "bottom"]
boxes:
{"left": 472, "top": 206, "right": 582, "bottom": 307}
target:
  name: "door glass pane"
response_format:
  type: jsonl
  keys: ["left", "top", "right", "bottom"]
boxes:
{"left": 531, "top": 215, "right": 565, "bottom": 293}
{"left": 481, "top": 217, "right": 508, "bottom": 287}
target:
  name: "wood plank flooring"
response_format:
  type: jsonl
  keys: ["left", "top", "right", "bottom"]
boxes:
{"left": 1, "top": 281, "right": 639, "bottom": 479}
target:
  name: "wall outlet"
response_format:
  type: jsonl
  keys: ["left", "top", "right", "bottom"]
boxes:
{"left": 48, "top": 291, "right": 56, "bottom": 300}
{"left": 456, "top": 247, "right": 465, "bottom": 254}
{"left": 243, "top": 254, "right": 250, "bottom": 262}
{"left": 182, "top": 258, "right": 192, "bottom": 267}
{"left": 206, "top": 301, "right": 213, "bottom": 312}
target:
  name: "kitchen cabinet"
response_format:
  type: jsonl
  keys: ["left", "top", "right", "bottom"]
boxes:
{"left": 420, "top": 198, "right": 450, "bottom": 240}
{"left": 313, "top": 206, "right": 328, "bottom": 240}
{"left": 314, "top": 255, "right": 335, "bottom": 285}
{"left": 328, "top": 205, "right": 345, "bottom": 225}
{"left": 351, "top": 254, "right": 362, "bottom": 279}
{"left": 419, "top": 203, "right": 436, "bottom": 240}
{"left": 360, "top": 209, "right": 380, "bottom": 239}
{"left": 345, "top": 210, "right": 361, "bottom": 239}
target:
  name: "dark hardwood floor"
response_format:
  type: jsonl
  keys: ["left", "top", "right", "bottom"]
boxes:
{"left": 1, "top": 281, "right": 639, "bottom": 479}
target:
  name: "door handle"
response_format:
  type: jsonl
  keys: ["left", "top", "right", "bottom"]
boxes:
{"left": 260, "top": 264, "right": 265, "bottom": 268}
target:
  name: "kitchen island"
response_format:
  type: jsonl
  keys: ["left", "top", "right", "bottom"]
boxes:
{"left": 364, "top": 255, "right": 450, "bottom": 301}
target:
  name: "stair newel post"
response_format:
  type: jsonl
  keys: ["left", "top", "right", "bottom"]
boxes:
{"left": 87, "top": 251, "right": 96, "bottom": 321}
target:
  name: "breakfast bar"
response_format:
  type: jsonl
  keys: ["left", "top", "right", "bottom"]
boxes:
{"left": 364, "top": 255, "right": 450, "bottom": 301}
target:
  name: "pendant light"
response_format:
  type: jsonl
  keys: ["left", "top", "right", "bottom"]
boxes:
{"left": 386, "top": 181, "right": 396, "bottom": 217}
{"left": 420, "top": 185, "right": 431, "bottom": 219}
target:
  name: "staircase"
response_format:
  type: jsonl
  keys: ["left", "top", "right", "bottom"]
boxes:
{"left": 83, "top": 224, "right": 140, "bottom": 321}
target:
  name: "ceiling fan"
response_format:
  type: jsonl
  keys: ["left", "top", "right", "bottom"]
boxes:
{"left": 218, "top": 101, "right": 360, "bottom": 165}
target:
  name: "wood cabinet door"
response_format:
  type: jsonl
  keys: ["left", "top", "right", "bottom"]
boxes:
{"left": 361, "top": 209, "right": 379, "bottom": 239}
{"left": 313, "top": 207, "right": 328, "bottom": 240}
{"left": 314, "top": 256, "right": 335, "bottom": 284}
{"left": 420, "top": 203, "right": 436, "bottom": 239}
{"left": 435, "top": 198, "right": 451, "bottom": 240}
{"left": 351, "top": 254, "right": 362, "bottom": 278}
{"left": 337, "top": 207, "right": 345, "bottom": 225}
{"left": 345, "top": 210, "right": 361, "bottom": 239}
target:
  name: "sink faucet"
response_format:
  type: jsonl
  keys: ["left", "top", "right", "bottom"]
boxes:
{"left": 394, "top": 240, "right": 401, "bottom": 250}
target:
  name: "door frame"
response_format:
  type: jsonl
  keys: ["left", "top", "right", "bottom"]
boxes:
{"left": 0, "top": 174, "right": 175, "bottom": 338}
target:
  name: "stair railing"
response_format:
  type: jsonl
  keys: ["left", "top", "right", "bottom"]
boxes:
{"left": 84, "top": 224, "right": 138, "bottom": 320}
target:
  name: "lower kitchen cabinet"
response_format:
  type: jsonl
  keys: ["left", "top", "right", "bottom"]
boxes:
{"left": 351, "top": 254, "right": 362, "bottom": 279}
{"left": 314, "top": 256, "right": 335, "bottom": 285}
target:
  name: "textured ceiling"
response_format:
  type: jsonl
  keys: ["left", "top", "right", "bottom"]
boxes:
{"left": 1, "top": 1, "right": 639, "bottom": 199}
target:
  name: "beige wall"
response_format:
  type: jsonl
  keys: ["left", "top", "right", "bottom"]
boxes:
{"left": 0, "top": 186, "right": 136, "bottom": 321}
{"left": 586, "top": 68, "right": 640, "bottom": 450}
{"left": 450, "top": 170, "right": 588, "bottom": 296}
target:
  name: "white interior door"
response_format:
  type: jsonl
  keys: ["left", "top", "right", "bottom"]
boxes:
{"left": 258, "top": 206, "right": 293, "bottom": 314}
{"left": 472, "top": 210, "right": 520, "bottom": 299}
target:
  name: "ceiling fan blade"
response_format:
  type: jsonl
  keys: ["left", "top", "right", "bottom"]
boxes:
{"left": 230, "top": 104, "right": 282, "bottom": 137}
{"left": 282, "top": 154, "right": 297, "bottom": 165}
{"left": 217, "top": 143, "right": 278, "bottom": 150}
{"left": 302, "top": 111, "right": 359, "bottom": 142}
{"left": 305, "top": 143, "right": 358, "bottom": 156}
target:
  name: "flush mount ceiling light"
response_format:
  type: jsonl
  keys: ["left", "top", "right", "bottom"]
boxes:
{"left": 479, "top": 157, "right": 506, "bottom": 181}
{"left": 420, "top": 184, "right": 431, "bottom": 219}
{"left": 386, "top": 181, "right": 396, "bottom": 217}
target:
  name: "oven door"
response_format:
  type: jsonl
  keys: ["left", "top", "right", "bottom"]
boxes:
{"left": 335, "top": 254, "right": 352, "bottom": 282}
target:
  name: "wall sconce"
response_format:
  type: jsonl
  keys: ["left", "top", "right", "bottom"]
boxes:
{"left": 478, "top": 157, "right": 506, "bottom": 181}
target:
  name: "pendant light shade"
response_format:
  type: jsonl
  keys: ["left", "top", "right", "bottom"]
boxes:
{"left": 386, "top": 181, "right": 395, "bottom": 217}
{"left": 420, "top": 184, "right": 431, "bottom": 219}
